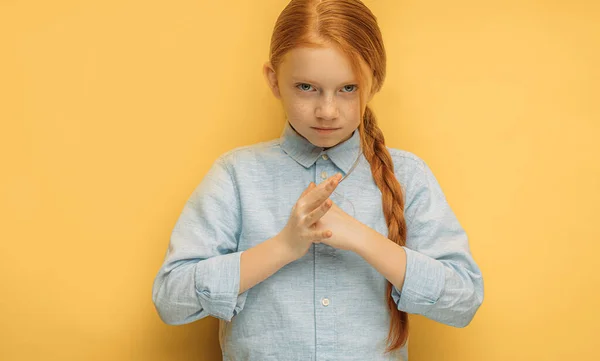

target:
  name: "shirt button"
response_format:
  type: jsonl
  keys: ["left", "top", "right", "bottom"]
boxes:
{"left": 321, "top": 171, "right": 328, "bottom": 179}
{"left": 321, "top": 298, "right": 330, "bottom": 307}
{"left": 322, "top": 154, "right": 329, "bottom": 160}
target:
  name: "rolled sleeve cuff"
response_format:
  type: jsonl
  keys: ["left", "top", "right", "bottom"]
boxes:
{"left": 391, "top": 247, "right": 446, "bottom": 315}
{"left": 195, "top": 250, "right": 248, "bottom": 322}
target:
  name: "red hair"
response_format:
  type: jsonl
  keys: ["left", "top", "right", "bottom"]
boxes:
{"left": 268, "top": 0, "right": 409, "bottom": 354}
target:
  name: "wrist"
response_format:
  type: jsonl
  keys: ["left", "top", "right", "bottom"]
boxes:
{"left": 351, "top": 223, "right": 374, "bottom": 255}
{"left": 271, "top": 234, "right": 299, "bottom": 265}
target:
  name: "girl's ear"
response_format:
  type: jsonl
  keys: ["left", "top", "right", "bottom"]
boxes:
{"left": 263, "top": 62, "right": 281, "bottom": 99}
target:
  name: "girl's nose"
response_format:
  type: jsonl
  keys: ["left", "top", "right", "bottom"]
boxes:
{"left": 315, "top": 97, "right": 339, "bottom": 120}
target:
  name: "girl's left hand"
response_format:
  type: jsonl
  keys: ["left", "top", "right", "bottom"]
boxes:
{"left": 314, "top": 196, "right": 367, "bottom": 252}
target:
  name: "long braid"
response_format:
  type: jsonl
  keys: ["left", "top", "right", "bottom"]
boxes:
{"left": 359, "top": 105, "right": 409, "bottom": 353}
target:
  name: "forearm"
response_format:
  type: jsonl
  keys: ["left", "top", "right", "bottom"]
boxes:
{"left": 355, "top": 225, "right": 484, "bottom": 327}
{"left": 353, "top": 226, "right": 407, "bottom": 291}
{"left": 239, "top": 235, "right": 296, "bottom": 294}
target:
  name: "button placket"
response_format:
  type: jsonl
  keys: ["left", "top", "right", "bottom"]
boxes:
{"left": 314, "top": 242, "right": 336, "bottom": 359}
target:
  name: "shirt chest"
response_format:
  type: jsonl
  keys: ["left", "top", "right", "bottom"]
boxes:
{"left": 234, "top": 158, "right": 389, "bottom": 252}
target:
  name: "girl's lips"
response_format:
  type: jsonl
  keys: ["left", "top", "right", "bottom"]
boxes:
{"left": 312, "top": 127, "right": 339, "bottom": 134}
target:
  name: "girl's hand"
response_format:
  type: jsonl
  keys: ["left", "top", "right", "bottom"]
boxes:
{"left": 278, "top": 174, "right": 342, "bottom": 261}
{"left": 315, "top": 199, "right": 366, "bottom": 252}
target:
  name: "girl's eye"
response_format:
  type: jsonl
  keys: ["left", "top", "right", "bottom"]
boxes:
{"left": 296, "top": 83, "right": 315, "bottom": 92}
{"left": 295, "top": 83, "right": 358, "bottom": 93}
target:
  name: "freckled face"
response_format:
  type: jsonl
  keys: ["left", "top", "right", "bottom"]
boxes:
{"left": 271, "top": 46, "right": 372, "bottom": 149}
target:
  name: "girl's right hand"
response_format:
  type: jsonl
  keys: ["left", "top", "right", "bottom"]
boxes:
{"left": 278, "top": 173, "right": 343, "bottom": 261}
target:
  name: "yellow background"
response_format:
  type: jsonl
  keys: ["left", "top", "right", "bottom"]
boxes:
{"left": 1, "top": 0, "right": 598, "bottom": 360}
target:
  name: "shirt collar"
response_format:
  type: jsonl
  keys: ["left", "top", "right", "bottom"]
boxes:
{"left": 279, "top": 120, "right": 362, "bottom": 174}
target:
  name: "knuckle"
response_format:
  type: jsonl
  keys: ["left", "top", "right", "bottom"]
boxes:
{"left": 299, "top": 214, "right": 309, "bottom": 225}
{"left": 303, "top": 213, "right": 312, "bottom": 225}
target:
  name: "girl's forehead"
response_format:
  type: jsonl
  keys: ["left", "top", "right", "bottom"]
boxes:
{"left": 282, "top": 47, "right": 361, "bottom": 80}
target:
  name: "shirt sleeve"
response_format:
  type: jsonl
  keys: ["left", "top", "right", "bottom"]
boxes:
{"left": 151, "top": 154, "right": 248, "bottom": 325}
{"left": 391, "top": 157, "right": 484, "bottom": 327}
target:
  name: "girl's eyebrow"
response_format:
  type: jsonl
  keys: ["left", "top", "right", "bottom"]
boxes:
{"left": 291, "top": 77, "right": 357, "bottom": 87}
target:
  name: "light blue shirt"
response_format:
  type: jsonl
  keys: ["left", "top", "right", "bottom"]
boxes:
{"left": 152, "top": 120, "right": 484, "bottom": 360}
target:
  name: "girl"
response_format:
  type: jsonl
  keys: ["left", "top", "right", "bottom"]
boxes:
{"left": 152, "top": 0, "right": 484, "bottom": 360}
